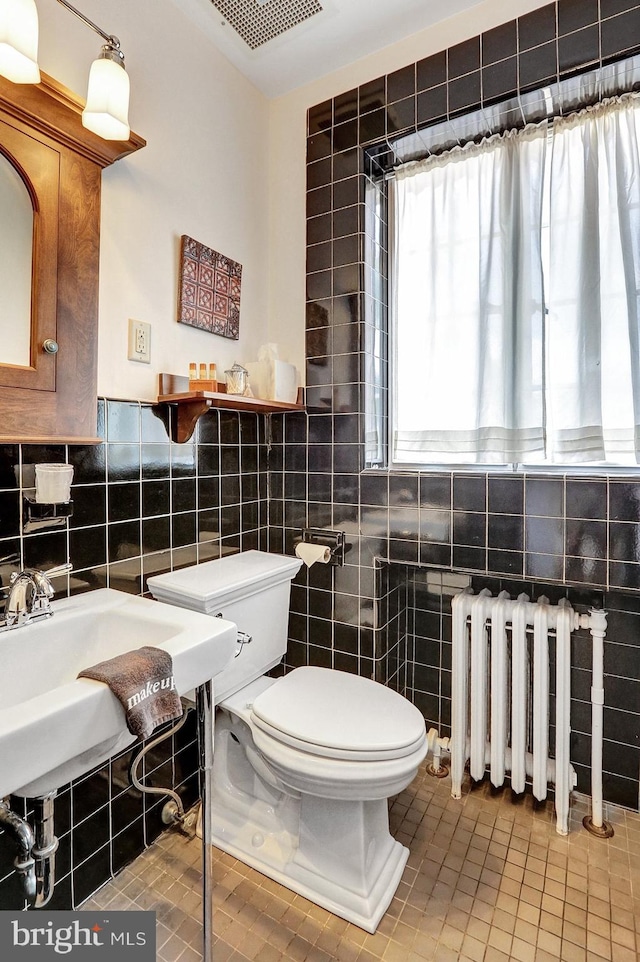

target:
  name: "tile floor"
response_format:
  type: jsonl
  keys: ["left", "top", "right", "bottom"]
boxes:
{"left": 81, "top": 764, "right": 640, "bottom": 962}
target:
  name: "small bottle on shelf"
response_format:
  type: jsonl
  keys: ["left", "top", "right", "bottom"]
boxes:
{"left": 189, "top": 362, "right": 197, "bottom": 384}
{"left": 199, "top": 363, "right": 207, "bottom": 380}
{"left": 208, "top": 363, "right": 217, "bottom": 386}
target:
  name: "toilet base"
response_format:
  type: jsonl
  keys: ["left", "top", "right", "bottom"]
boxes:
{"left": 206, "top": 707, "right": 416, "bottom": 932}
{"left": 206, "top": 805, "right": 409, "bottom": 933}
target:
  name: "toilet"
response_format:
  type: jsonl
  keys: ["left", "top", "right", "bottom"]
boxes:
{"left": 148, "top": 550, "right": 427, "bottom": 932}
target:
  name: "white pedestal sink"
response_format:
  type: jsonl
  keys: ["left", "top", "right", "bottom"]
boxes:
{"left": 0, "top": 588, "right": 237, "bottom": 798}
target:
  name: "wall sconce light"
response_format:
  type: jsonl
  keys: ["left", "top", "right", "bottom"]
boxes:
{"left": 0, "top": 0, "right": 40, "bottom": 83}
{"left": 0, "top": 0, "right": 130, "bottom": 141}
{"left": 82, "top": 36, "right": 130, "bottom": 141}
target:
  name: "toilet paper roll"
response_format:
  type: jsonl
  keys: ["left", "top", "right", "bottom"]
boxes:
{"left": 295, "top": 542, "right": 331, "bottom": 567}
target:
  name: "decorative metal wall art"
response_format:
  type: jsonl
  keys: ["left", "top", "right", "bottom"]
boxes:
{"left": 177, "top": 234, "right": 242, "bottom": 339}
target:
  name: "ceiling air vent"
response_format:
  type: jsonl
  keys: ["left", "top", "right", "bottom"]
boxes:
{"left": 210, "top": 0, "right": 323, "bottom": 50}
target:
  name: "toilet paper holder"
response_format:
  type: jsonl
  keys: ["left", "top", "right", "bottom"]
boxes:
{"left": 295, "top": 528, "right": 346, "bottom": 566}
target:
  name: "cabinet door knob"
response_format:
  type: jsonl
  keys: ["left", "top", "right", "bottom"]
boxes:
{"left": 42, "top": 339, "right": 59, "bottom": 354}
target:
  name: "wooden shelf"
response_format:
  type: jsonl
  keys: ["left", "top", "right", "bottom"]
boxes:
{"left": 155, "top": 374, "right": 304, "bottom": 443}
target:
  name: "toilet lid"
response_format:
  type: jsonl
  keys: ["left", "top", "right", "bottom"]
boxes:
{"left": 251, "top": 667, "right": 426, "bottom": 759}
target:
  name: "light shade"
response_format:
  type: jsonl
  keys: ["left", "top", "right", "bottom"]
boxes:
{"left": 82, "top": 51, "right": 130, "bottom": 141}
{"left": 0, "top": 0, "right": 40, "bottom": 83}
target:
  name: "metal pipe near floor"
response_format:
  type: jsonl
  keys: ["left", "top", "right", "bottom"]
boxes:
{"left": 30, "top": 794, "right": 58, "bottom": 906}
{"left": 581, "top": 608, "right": 613, "bottom": 838}
{"left": 129, "top": 709, "right": 197, "bottom": 834}
{"left": 196, "top": 680, "right": 215, "bottom": 962}
{"left": 0, "top": 799, "right": 36, "bottom": 901}
{"left": 0, "top": 793, "right": 58, "bottom": 906}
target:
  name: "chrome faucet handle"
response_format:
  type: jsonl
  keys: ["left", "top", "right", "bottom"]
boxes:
{"left": 30, "top": 563, "right": 72, "bottom": 598}
{"left": 38, "top": 562, "right": 73, "bottom": 580}
{"left": 30, "top": 571, "right": 55, "bottom": 601}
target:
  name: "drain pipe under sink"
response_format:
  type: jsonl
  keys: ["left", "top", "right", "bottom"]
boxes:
{"left": 0, "top": 793, "right": 58, "bottom": 907}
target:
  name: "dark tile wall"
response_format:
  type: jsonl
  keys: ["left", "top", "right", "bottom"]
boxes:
{"left": 284, "top": 0, "right": 640, "bottom": 814}
{"left": 0, "top": 711, "right": 200, "bottom": 911}
{"left": 275, "top": 464, "right": 640, "bottom": 810}
{"left": 0, "top": 397, "right": 269, "bottom": 910}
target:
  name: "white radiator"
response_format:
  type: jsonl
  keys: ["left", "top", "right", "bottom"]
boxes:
{"left": 450, "top": 588, "right": 607, "bottom": 836}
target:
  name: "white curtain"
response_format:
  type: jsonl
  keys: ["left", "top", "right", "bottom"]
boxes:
{"left": 392, "top": 93, "right": 640, "bottom": 466}
{"left": 547, "top": 94, "right": 640, "bottom": 462}
{"left": 393, "top": 125, "right": 548, "bottom": 464}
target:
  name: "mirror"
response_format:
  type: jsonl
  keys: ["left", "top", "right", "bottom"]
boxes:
{"left": 0, "top": 151, "right": 32, "bottom": 366}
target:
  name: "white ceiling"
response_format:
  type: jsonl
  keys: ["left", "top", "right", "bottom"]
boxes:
{"left": 172, "top": 0, "right": 485, "bottom": 98}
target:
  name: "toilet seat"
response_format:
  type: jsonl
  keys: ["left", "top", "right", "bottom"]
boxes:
{"left": 251, "top": 666, "right": 427, "bottom": 762}
{"left": 220, "top": 670, "right": 429, "bottom": 801}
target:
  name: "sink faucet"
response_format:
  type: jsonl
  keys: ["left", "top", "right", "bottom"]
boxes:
{"left": 2, "top": 563, "right": 72, "bottom": 629}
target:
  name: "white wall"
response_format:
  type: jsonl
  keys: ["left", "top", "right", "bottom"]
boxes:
{"left": 35, "top": 0, "right": 550, "bottom": 398}
{"left": 267, "top": 0, "right": 550, "bottom": 376}
{"left": 38, "top": 0, "right": 270, "bottom": 401}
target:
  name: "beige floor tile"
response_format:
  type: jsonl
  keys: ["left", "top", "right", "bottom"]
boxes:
{"left": 80, "top": 764, "right": 639, "bottom": 962}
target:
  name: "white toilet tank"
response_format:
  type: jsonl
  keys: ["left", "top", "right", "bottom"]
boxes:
{"left": 147, "top": 550, "right": 302, "bottom": 702}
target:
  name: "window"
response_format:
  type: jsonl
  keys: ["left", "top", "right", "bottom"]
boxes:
{"left": 390, "top": 93, "right": 640, "bottom": 468}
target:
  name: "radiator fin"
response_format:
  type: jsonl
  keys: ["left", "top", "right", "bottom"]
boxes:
{"left": 489, "top": 592, "right": 510, "bottom": 787}
{"left": 532, "top": 601, "right": 550, "bottom": 800}
{"left": 510, "top": 596, "right": 529, "bottom": 795}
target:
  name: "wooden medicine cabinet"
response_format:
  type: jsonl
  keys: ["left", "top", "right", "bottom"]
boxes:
{"left": 0, "top": 72, "right": 144, "bottom": 443}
